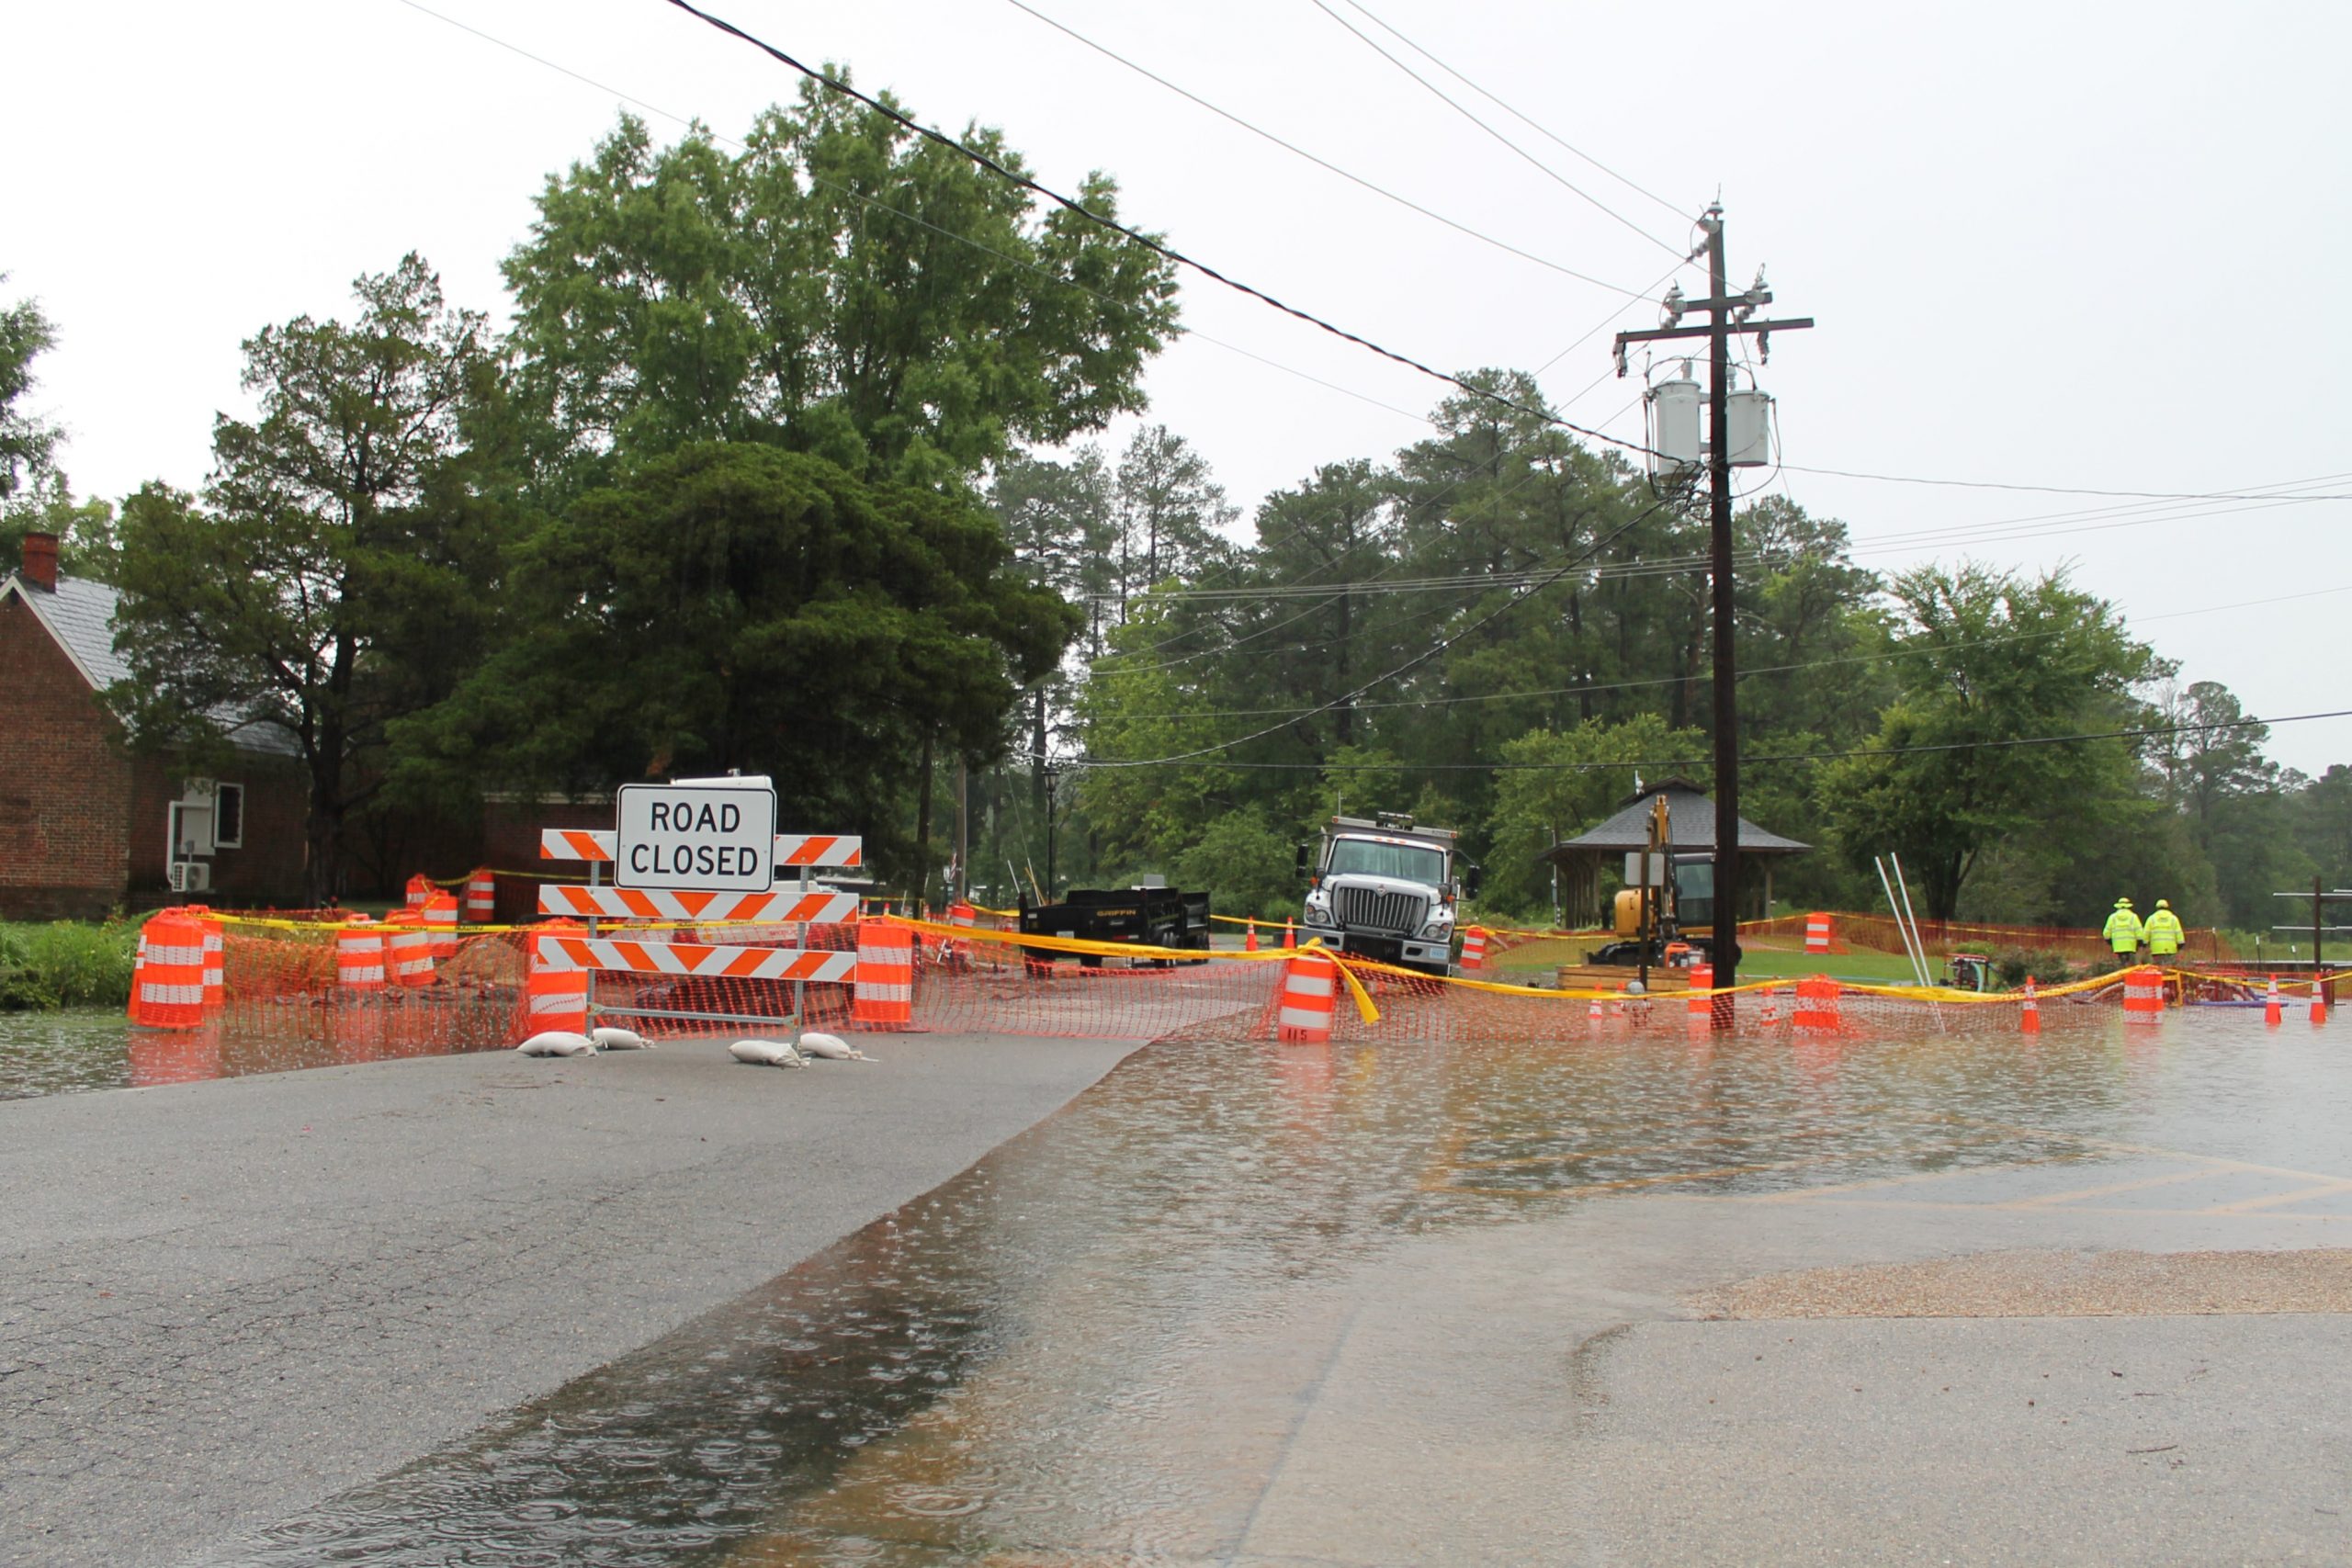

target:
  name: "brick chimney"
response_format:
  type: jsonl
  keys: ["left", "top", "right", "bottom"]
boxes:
{"left": 19, "top": 532, "right": 59, "bottom": 592}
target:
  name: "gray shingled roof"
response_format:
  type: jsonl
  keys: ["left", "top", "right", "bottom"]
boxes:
{"left": 4, "top": 571, "right": 301, "bottom": 757}
{"left": 1543, "top": 775, "right": 1809, "bottom": 860}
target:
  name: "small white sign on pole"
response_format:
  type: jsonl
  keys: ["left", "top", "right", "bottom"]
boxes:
{"left": 616, "top": 777, "right": 778, "bottom": 892}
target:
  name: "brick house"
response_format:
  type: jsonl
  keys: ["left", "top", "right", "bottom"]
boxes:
{"left": 0, "top": 533, "right": 309, "bottom": 918}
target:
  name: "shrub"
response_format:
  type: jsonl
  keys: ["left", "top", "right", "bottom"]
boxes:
{"left": 1991, "top": 946, "right": 2075, "bottom": 989}
{"left": 0, "top": 919, "right": 141, "bottom": 1010}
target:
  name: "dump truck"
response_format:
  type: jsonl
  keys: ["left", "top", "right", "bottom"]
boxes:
{"left": 1297, "top": 813, "right": 1479, "bottom": 976}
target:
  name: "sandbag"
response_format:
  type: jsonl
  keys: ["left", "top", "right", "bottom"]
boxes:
{"left": 796, "top": 1031, "right": 872, "bottom": 1062}
{"left": 590, "top": 1026, "right": 652, "bottom": 1051}
{"left": 516, "top": 1031, "right": 597, "bottom": 1057}
{"left": 729, "top": 1038, "right": 805, "bottom": 1068}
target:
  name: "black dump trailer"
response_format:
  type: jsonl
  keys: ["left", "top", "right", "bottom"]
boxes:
{"left": 1018, "top": 886, "right": 1213, "bottom": 968}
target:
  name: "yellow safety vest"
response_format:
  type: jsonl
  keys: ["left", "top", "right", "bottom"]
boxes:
{"left": 2102, "top": 908, "right": 2143, "bottom": 953}
{"left": 2144, "top": 910, "right": 2184, "bottom": 955}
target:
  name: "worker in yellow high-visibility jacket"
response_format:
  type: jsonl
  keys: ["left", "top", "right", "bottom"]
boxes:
{"left": 2143, "top": 898, "right": 2185, "bottom": 961}
{"left": 2102, "top": 897, "right": 2144, "bottom": 960}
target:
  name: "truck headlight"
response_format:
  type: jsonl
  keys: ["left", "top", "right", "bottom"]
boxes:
{"left": 1421, "top": 909, "right": 1455, "bottom": 939}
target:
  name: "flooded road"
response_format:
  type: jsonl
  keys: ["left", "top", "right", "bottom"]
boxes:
{"left": 0, "top": 1001, "right": 512, "bottom": 1100}
{"left": 204, "top": 1008, "right": 2352, "bottom": 1565}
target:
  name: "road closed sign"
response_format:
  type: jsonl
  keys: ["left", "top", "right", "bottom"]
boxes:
{"left": 616, "top": 778, "right": 777, "bottom": 891}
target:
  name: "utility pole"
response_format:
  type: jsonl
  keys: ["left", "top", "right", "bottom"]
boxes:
{"left": 1614, "top": 204, "right": 1812, "bottom": 1016}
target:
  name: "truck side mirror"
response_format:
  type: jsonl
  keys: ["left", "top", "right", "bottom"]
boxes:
{"left": 1463, "top": 864, "right": 1483, "bottom": 898}
{"left": 1295, "top": 843, "right": 1310, "bottom": 879}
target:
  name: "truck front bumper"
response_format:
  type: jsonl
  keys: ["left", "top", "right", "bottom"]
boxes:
{"left": 1313, "top": 928, "right": 1453, "bottom": 971}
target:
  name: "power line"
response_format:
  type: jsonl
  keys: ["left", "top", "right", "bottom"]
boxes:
{"left": 998, "top": 0, "right": 1656, "bottom": 299}
{"left": 1087, "top": 580, "right": 2352, "bottom": 723}
{"left": 653, "top": 0, "right": 1665, "bottom": 460}
{"left": 1070, "top": 708, "right": 2352, "bottom": 773}
{"left": 1309, "top": 0, "right": 1686, "bottom": 261}
{"left": 1782, "top": 463, "right": 2352, "bottom": 504}
{"left": 389, "top": 0, "right": 1437, "bottom": 431}
{"left": 1074, "top": 491, "right": 1686, "bottom": 766}
{"left": 1331, "top": 0, "right": 1691, "bottom": 226}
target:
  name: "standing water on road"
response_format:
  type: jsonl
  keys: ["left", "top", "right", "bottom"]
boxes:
{"left": 0, "top": 1000, "right": 514, "bottom": 1100}
{"left": 213, "top": 1007, "right": 2352, "bottom": 1565}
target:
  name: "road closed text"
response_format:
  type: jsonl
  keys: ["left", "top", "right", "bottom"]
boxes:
{"left": 616, "top": 782, "right": 777, "bottom": 891}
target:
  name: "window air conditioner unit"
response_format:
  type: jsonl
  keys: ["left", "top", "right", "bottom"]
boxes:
{"left": 169, "top": 862, "right": 212, "bottom": 894}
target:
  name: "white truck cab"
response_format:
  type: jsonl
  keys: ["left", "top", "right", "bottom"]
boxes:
{"left": 1298, "top": 814, "right": 1479, "bottom": 976}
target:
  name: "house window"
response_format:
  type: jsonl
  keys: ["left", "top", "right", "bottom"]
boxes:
{"left": 214, "top": 783, "right": 245, "bottom": 849}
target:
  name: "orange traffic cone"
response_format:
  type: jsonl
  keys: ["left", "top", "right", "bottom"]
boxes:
{"left": 1759, "top": 988, "right": 1779, "bottom": 1029}
{"left": 2265, "top": 975, "right": 2283, "bottom": 1026}
{"left": 1245, "top": 919, "right": 1260, "bottom": 953}
{"left": 2312, "top": 975, "right": 2329, "bottom": 1026}
{"left": 1283, "top": 919, "right": 1295, "bottom": 950}
{"left": 2020, "top": 976, "right": 2041, "bottom": 1035}
{"left": 1587, "top": 992, "right": 1603, "bottom": 1022}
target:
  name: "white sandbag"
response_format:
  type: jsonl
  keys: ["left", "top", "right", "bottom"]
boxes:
{"left": 516, "top": 1031, "right": 598, "bottom": 1057}
{"left": 729, "top": 1038, "right": 805, "bottom": 1067}
{"left": 795, "top": 1031, "right": 872, "bottom": 1062}
{"left": 590, "top": 1026, "right": 652, "bottom": 1051}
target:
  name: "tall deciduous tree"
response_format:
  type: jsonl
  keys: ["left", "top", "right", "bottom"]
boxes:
{"left": 397, "top": 442, "right": 1074, "bottom": 886}
{"left": 503, "top": 86, "right": 1179, "bottom": 490}
{"left": 0, "top": 276, "right": 60, "bottom": 505}
{"left": 110, "top": 255, "right": 497, "bottom": 902}
{"left": 1822, "top": 563, "right": 2154, "bottom": 919}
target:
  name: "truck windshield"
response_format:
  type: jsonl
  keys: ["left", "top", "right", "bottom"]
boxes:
{"left": 1327, "top": 839, "right": 1446, "bottom": 885}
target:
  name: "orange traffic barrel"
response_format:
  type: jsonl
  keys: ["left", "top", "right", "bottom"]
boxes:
{"left": 2121, "top": 966, "right": 2164, "bottom": 1023}
{"left": 1792, "top": 974, "right": 1840, "bottom": 1032}
{"left": 526, "top": 918, "right": 589, "bottom": 1033}
{"left": 1687, "top": 963, "right": 1713, "bottom": 1018}
{"left": 1276, "top": 950, "right": 1340, "bottom": 1043}
{"left": 130, "top": 909, "right": 206, "bottom": 1029}
{"left": 423, "top": 891, "right": 458, "bottom": 960}
{"left": 464, "top": 867, "right": 497, "bottom": 923}
{"left": 1459, "top": 927, "right": 1487, "bottom": 973}
{"left": 854, "top": 918, "right": 915, "bottom": 1028}
{"left": 336, "top": 914, "right": 387, "bottom": 995}
{"left": 387, "top": 910, "right": 435, "bottom": 987}
{"left": 1805, "top": 912, "right": 1833, "bottom": 955}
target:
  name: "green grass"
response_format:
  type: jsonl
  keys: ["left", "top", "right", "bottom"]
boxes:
{"left": 0, "top": 919, "right": 141, "bottom": 1010}
{"left": 1491, "top": 935, "right": 1949, "bottom": 986}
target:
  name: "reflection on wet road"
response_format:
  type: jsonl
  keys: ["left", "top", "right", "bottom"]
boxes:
{"left": 218, "top": 1010, "right": 2351, "bottom": 1564}
{"left": 0, "top": 1002, "right": 513, "bottom": 1100}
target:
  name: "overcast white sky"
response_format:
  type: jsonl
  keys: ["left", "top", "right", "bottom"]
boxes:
{"left": 7, "top": 1, "right": 2348, "bottom": 771}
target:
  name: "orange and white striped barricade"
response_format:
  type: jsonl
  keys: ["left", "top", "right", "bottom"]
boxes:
{"left": 337, "top": 915, "right": 387, "bottom": 996}
{"left": 2121, "top": 965, "right": 2164, "bottom": 1024}
{"left": 526, "top": 919, "right": 590, "bottom": 1034}
{"left": 464, "top": 867, "right": 498, "bottom": 923}
{"left": 180, "top": 904, "right": 226, "bottom": 1012}
{"left": 1276, "top": 949, "right": 1340, "bottom": 1043}
{"left": 1804, "top": 912, "right": 1833, "bottom": 956}
{"left": 1792, "top": 974, "right": 1840, "bottom": 1032}
{"left": 1687, "top": 962, "right": 1713, "bottom": 1019}
{"left": 424, "top": 891, "right": 459, "bottom": 960}
{"left": 386, "top": 911, "right": 435, "bottom": 987}
{"left": 537, "top": 885, "right": 861, "bottom": 927}
{"left": 404, "top": 874, "right": 434, "bottom": 912}
{"left": 854, "top": 918, "right": 915, "bottom": 1028}
{"left": 2020, "top": 976, "right": 2041, "bottom": 1035}
{"left": 2266, "top": 975, "right": 2284, "bottom": 1026}
{"left": 1459, "top": 927, "right": 1488, "bottom": 973}
{"left": 130, "top": 909, "right": 207, "bottom": 1030}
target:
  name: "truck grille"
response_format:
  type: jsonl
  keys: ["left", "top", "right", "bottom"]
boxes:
{"left": 1336, "top": 886, "right": 1427, "bottom": 936}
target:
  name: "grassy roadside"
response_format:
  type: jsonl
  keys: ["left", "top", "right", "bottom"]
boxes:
{"left": 0, "top": 920, "right": 140, "bottom": 1010}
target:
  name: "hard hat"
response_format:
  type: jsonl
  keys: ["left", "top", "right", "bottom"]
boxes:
{"left": 2156, "top": 899, "right": 2170, "bottom": 909}
{"left": 2116, "top": 897, "right": 2132, "bottom": 908}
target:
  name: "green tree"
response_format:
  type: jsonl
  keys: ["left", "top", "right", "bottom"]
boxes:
{"left": 1821, "top": 563, "right": 2154, "bottom": 919}
{"left": 503, "top": 87, "right": 1179, "bottom": 489}
{"left": 0, "top": 277, "right": 60, "bottom": 504}
{"left": 1483, "top": 715, "right": 1708, "bottom": 919}
{"left": 400, "top": 442, "right": 1074, "bottom": 887}
{"left": 110, "top": 255, "right": 497, "bottom": 903}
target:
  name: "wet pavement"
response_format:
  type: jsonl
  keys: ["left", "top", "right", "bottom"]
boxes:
{"left": 0, "top": 1003, "right": 514, "bottom": 1100}
{"left": 93, "top": 1009, "right": 2346, "bottom": 1565}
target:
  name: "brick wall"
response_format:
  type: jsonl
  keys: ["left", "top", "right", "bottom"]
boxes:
{"left": 126, "top": 755, "right": 310, "bottom": 908}
{"left": 0, "top": 595, "right": 135, "bottom": 918}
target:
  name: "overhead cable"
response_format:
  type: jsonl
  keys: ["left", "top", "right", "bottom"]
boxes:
{"left": 998, "top": 0, "right": 1657, "bottom": 299}
{"left": 654, "top": 0, "right": 1666, "bottom": 459}
{"left": 1309, "top": 0, "right": 1687, "bottom": 261}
